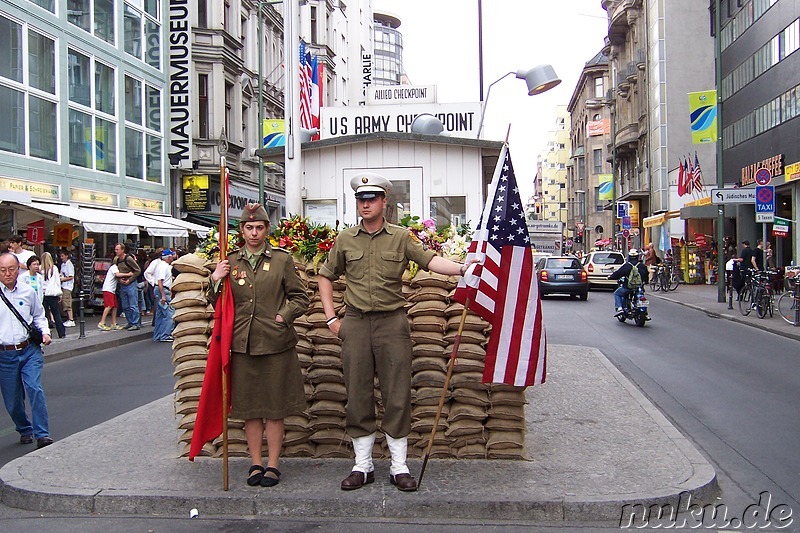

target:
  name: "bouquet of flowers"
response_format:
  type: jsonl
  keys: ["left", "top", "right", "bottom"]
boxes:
{"left": 399, "top": 215, "right": 473, "bottom": 278}
{"left": 269, "top": 215, "right": 338, "bottom": 270}
{"left": 194, "top": 226, "right": 245, "bottom": 259}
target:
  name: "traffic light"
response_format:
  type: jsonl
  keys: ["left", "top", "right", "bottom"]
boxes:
{"left": 575, "top": 230, "right": 583, "bottom": 244}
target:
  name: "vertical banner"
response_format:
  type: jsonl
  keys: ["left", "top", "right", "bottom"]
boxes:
{"left": 168, "top": 0, "right": 192, "bottom": 167}
{"left": 688, "top": 90, "right": 717, "bottom": 144}
{"left": 598, "top": 174, "right": 613, "bottom": 200}
{"left": 263, "top": 119, "right": 286, "bottom": 147}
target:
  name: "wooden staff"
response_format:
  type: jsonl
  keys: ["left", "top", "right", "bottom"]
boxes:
{"left": 417, "top": 300, "right": 470, "bottom": 488}
{"left": 219, "top": 157, "right": 230, "bottom": 491}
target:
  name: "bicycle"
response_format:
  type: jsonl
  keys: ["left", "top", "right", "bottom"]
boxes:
{"left": 739, "top": 270, "right": 777, "bottom": 318}
{"left": 777, "top": 276, "right": 799, "bottom": 326}
{"left": 649, "top": 265, "right": 663, "bottom": 292}
{"left": 738, "top": 269, "right": 756, "bottom": 316}
{"left": 664, "top": 264, "right": 680, "bottom": 291}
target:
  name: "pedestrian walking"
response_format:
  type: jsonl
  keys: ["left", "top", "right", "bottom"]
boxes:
{"left": 19, "top": 256, "right": 44, "bottom": 302}
{"left": 209, "top": 203, "right": 309, "bottom": 488}
{"left": 0, "top": 252, "right": 54, "bottom": 449}
{"left": 317, "top": 173, "right": 472, "bottom": 493}
{"left": 152, "top": 249, "right": 176, "bottom": 342}
{"left": 40, "top": 252, "right": 65, "bottom": 339}
{"left": 97, "top": 263, "right": 122, "bottom": 331}
{"left": 58, "top": 250, "right": 76, "bottom": 327}
{"left": 112, "top": 243, "right": 141, "bottom": 330}
{"left": 8, "top": 235, "right": 34, "bottom": 273}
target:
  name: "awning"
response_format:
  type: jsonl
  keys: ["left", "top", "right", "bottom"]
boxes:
{"left": 642, "top": 214, "right": 666, "bottom": 228}
{"left": 14, "top": 201, "right": 189, "bottom": 236}
{"left": 135, "top": 212, "right": 211, "bottom": 237}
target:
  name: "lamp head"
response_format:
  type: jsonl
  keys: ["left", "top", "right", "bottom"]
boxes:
{"left": 410, "top": 114, "right": 444, "bottom": 135}
{"left": 516, "top": 65, "right": 561, "bottom": 95}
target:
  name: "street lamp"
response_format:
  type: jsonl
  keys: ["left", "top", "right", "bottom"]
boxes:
{"left": 476, "top": 65, "right": 562, "bottom": 138}
{"left": 575, "top": 189, "right": 587, "bottom": 252}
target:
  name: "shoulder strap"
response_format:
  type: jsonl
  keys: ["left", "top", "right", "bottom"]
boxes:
{"left": 0, "top": 288, "right": 34, "bottom": 334}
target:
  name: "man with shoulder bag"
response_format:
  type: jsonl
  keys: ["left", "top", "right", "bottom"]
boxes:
{"left": 0, "top": 253, "right": 54, "bottom": 448}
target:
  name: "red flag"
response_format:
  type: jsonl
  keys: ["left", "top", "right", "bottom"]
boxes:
{"left": 189, "top": 163, "right": 233, "bottom": 461}
{"left": 452, "top": 145, "right": 547, "bottom": 387}
{"left": 188, "top": 283, "right": 233, "bottom": 460}
{"left": 677, "top": 158, "right": 686, "bottom": 196}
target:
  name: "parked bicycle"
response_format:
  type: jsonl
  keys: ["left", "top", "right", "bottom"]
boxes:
{"left": 738, "top": 269, "right": 778, "bottom": 319}
{"left": 777, "top": 276, "right": 799, "bottom": 326}
{"left": 649, "top": 264, "right": 680, "bottom": 292}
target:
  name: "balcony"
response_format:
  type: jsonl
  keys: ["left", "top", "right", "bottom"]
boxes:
{"left": 626, "top": 62, "right": 637, "bottom": 82}
{"left": 635, "top": 48, "right": 646, "bottom": 70}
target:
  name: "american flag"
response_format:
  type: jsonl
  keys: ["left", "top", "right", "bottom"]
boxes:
{"left": 452, "top": 145, "right": 547, "bottom": 387}
{"left": 693, "top": 152, "right": 704, "bottom": 193}
{"left": 299, "top": 41, "right": 313, "bottom": 129}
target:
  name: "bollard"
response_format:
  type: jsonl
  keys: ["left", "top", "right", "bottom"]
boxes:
{"left": 78, "top": 290, "right": 87, "bottom": 339}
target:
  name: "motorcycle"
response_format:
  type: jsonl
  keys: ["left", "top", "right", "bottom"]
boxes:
{"left": 616, "top": 278, "right": 650, "bottom": 327}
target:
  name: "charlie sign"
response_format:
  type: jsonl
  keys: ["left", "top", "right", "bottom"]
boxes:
{"left": 320, "top": 103, "right": 481, "bottom": 139}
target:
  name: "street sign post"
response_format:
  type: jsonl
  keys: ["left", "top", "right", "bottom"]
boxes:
{"left": 616, "top": 201, "right": 630, "bottom": 218}
{"left": 710, "top": 188, "right": 756, "bottom": 204}
{"left": 622, "top": 216, "right": 632, "bottom": 230}
{"left": 754, "top": 167, "right": 772, "bottom": 186}
{"left": 755, "top": 185, "right": 775, "bottom": 223}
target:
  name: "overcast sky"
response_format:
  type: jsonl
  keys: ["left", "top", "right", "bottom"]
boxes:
{"left": 372, "top": 0, "right": 609, "bottom": 200}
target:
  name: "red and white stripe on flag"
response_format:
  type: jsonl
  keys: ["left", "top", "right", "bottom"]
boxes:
{"left": 299, "top": 41, "right": 313, "bottom": 129}
{"left": 452, "top": 145, "right": 547, "bottom": 387}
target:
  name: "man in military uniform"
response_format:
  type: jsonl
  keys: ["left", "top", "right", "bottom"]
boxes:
{"left": 210, "top": 203, "right": 309, "bottom": 488}
{"left": 318, "top": 173, "right": 471, "bottom": 492}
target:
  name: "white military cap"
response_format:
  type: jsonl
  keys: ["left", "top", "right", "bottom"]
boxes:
{"left": 350, "top": 172, "right": 392, "bottom": 199}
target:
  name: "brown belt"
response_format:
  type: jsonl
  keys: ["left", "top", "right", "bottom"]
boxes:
{"left": 0, "top": 340, "right": 30, "bottom": 351}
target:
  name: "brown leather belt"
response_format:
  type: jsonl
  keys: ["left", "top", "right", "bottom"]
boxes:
{"left": 0, "top": 340, "right": 30, "bottom": 351}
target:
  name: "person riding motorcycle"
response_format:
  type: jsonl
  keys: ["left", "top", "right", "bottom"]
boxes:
{"left": 608, "top": 249, "right": 650, "bottom": 317}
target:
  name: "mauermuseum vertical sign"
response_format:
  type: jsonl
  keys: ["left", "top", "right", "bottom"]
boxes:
{"left": 168, "top": 0, "right": 192, "bottom": 167}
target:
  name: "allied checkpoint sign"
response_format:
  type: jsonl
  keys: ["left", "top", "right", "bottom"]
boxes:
{"left": 320, "top": 103, "right": 481, "bottom": 139}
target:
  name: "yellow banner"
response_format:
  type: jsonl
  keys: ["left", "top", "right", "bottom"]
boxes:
{"left": 70, "top": 187, "right": 118, "bottom": 206}
{"left": 785, "top": 161, "right": 800, "bottom": 182}
{"left": 688, "top": 90, "right": 717, "bottom": 144}
{"left": 0, "top": 177, "right": 60, "bottom": 200}
{"left": 127, "top": 196, "right": 164, "bottom": 212}
{"left": 598, "top": 174, "right": 613, "bottom": 200}
{"left": 263, "top": 119, "right": 286, "bottom": 148}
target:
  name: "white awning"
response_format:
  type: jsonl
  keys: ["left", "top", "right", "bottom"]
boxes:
{"left": 16, "top": 201, "right": 189, "bottom": 237}
{"left": 135, "top": 212, "right": 211, "bottom": 237}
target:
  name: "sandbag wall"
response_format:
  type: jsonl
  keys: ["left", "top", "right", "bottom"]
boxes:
{"left": 171, "top": 254, "right": 527, "bottom": 460}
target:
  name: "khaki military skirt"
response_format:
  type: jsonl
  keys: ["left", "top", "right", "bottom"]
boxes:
{"left": 230, "top": 348, "right": 307, "bottom": 420}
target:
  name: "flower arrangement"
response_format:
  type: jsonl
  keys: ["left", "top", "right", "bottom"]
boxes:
{"left": 399, "top": 215, "right": 473, "bottom": 279}
{"left": 269, "top": 215, "right": 338, "bottom": 269}
{"left": 194, "top": 226, "right": 245, "bottom": 259}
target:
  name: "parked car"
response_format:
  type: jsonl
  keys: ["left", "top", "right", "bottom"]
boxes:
{"left": 582, "top": 251, "right": 625, "bottom": 289}
{"left": 536, "top": 256, "right": 589, "bottom": 300}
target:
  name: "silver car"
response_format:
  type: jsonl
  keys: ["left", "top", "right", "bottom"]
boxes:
{"left": 582, "top": 251, "right": 625, "bottom": 289}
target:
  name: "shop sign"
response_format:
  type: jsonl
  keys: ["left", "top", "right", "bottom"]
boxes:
{"left": 182, "top": 175, "right": 209, "bottom": 212}
{"left": 773, "top": 216, "right": 790, "bottom": 237}
{"left": 69, "top": 187, "right": 118, "bottom": 206}
{"left": 367, "top": 85, "right": 436, "bottom": 105}
{"left": 53, "top": 223, "right": 72, "bottom": 247}
{"left": 695, "top": 233, "right": 707, "bottom": 246}
{"left": 0, "top": 177, "right": 59, "bottom": 200}
{"left": 785, "top": 161, "right": 800, "bottom": 183}
{"left": 27, "top": 219, "right": 45, "bottom": 244}
{"left": 740, "top": 154, "right": 783, "bottom": 187}
{"left": 127, "top": 196, "right": 164, "bottom": 212}
{"left": 321, "top": 102, "right": 481, "bottom": 138}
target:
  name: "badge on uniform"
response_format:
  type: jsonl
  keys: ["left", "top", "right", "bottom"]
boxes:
{"left": 263, "top": 263, "right": 270, "bottom": 272}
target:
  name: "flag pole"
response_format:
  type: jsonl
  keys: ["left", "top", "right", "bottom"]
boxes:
{"left": 219, "top": 155, "right": 230, "bottom": 491}
{"left": 417, "top": 299, "right": 470, "bottom": 488}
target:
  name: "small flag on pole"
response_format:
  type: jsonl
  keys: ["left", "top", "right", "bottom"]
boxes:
{"left": 452, "top": 145, "right": 547, "bottom": 387}
{"left": 693, "top": 152, "right": 704, "bottom": 193}
{"left": 299, "top": 41, "right": 313, "bottom": 130}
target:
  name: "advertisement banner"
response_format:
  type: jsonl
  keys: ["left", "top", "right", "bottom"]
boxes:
{"left": 27, "top": 219, "right": 45, "bottom": 245}
{"left": 263, "top": 119, "right": 286, "bottom": 148}
{"left": 53, "top": 223, "right": 73, "bottom": 247}
{"left": 599, "top": 174, "right": 613, "bottom": 200}
{"left": 183, "top": 175, "right": 209, "bottom": 212}
{"left": 587, "top": 119, "right": 610, "bottom": 136}
{"left": 688, "top": 90, "right": 717, "bottom": 144}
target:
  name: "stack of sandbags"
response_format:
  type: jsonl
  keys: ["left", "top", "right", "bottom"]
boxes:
{"left": 170, "top": 253, "right": 218, "bottom": 458}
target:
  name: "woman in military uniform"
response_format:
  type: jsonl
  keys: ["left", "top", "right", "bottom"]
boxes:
{"left": 210, "top": 203, "right": 309, "bottom": 487}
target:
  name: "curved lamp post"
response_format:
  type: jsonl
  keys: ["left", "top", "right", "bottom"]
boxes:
{"left": 476, "top": 65, "right": 562, "bottom": 138}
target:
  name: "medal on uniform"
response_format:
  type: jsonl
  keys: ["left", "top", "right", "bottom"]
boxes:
{"left": 238, "top": 278, "right": 245, "bottom": 285}
{"left": 231, "top": 267, "right": 239, "bottom": 279}
{"left": 263, "top": 263, "right": 270, "bottom": 272}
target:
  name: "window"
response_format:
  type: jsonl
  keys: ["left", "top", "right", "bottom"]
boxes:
{"left": 198, "top": 74, "right": 209, "bottom": 138}
{"left": 67, "top": 0, "right": 115, "bottom": 44}
{"left": 124, "top": 1, "right": 160, "bottom": 67}
{"left": 67, "top": 48, "right": 116, "bottom": 172}
{"left": 124, "top": 75, "right": 162, "bottom": 182}
{"left": 29, "top": 0, "right": 55, "bottom": 13}
{"left": 594, "top": 77, "right": 604, "bottom": 98}
{"left": 198, "top": 0, "right": 207, "bottom": 28}
{"left": 225, "top": 81, "right": 233, "bottom": 137}
{"left": 0, "top": 17, "right": 58, "bottom": 160}
{"left": 429, "top": 196, "right": 467, "bottom": 229}
{"left": 593, "top": 149, "right": 603, "bottom": 174}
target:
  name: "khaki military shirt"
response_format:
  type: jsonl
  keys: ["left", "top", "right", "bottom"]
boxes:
{"left": 210, "top": 244, "right": 309, "bottom": 355}
{"left": 319, "top": 220, "right": 436, "bottom": 312}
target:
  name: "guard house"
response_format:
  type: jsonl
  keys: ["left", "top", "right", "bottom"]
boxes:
{"left": 256, "top": 132, "right": 504, "bottom": 228}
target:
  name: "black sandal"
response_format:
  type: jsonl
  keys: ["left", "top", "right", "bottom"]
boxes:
{"left": 260, "top": 467, "right": 281, "bottom": 487}
{"left": 247, "top": 465, "right": 266, "bottom": 486}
